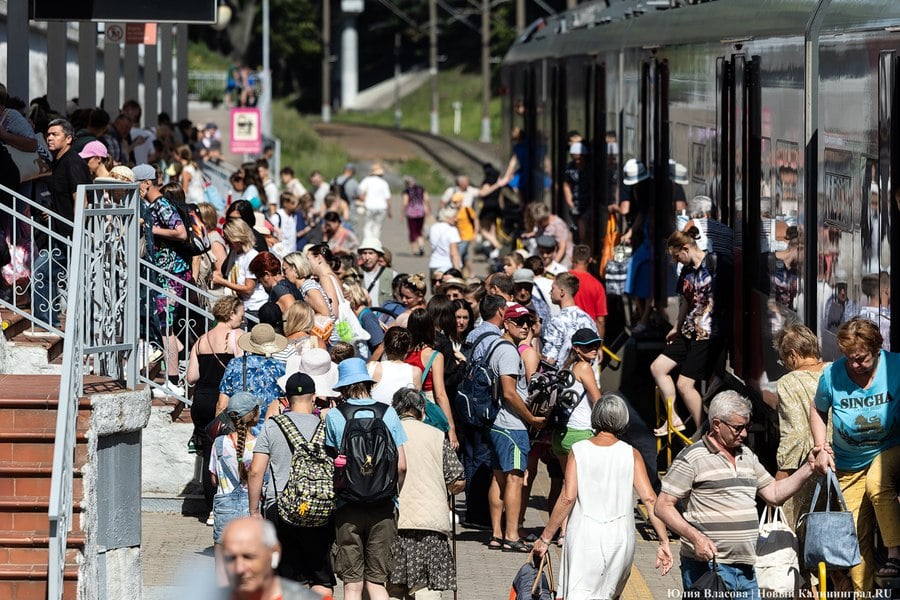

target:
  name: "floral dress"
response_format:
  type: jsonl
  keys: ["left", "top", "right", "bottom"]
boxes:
{"left": 218, "top": 354, "right": 285, "bottom": 431}
{"left": 149, "top": 196, "right": 193, "bottom": 324}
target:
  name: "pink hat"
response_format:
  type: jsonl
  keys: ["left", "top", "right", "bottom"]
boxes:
{"left": 78, "top": 140, "right": 109, "bottom": 160}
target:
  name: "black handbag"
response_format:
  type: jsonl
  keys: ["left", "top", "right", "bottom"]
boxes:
{"left": 687, "top": 558, "right": 728, "bottom": 597}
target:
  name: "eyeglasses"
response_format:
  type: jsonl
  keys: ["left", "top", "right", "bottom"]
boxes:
{"left": 719, "top": 420, "right": 749, "bottom": 435}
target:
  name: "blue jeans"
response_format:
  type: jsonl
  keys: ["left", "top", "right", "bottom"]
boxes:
{"left": 31, "top": 241, "right": 68, "bottom": 327}
{"left": 681, "top": 558, "right": 760, "bottom": 600}
{"left": 212, "top": 487, "right": 250, "bottom": 544}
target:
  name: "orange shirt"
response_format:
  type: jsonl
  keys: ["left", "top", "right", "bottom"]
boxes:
{"left": 455, "top": 206, "right": 476, "bottom": 241}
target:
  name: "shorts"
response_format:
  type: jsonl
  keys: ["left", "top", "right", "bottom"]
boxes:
{"left": 661, "top": 336, "right": 719, "bottom": 382}
{"left": 212, "top": 488, "right": 249, "bottom": 544}
{"left": 332, "top": 501, "right": 397, "bottom": 584}
{"left": 552, "top": 427, "right": 593, "bottom": 456}
{"left": 489, "top": 427, "right": 530, "bottom": 473}
{"left": 263, "top": 503, "right": 336, "bottom": 588}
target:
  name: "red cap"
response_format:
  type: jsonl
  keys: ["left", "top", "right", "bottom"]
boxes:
{"left": 503, "top": 303, "right": 531, "bottom": 320}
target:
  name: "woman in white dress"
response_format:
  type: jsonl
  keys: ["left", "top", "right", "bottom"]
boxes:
{"left": 533, "top": 393, "right": 673, "bottom": 599}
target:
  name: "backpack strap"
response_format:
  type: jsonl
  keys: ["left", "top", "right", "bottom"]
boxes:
{"left": 421, "top": 348, "right": 439, "bottom": 386}
{"left": 466, "top": 331, "right": 498, "bottom": 358}
{"left": 214, "top": 435, "right": 242, "bottom": 490}
{"left": 338, "top": 401, "right": 388, "bottom": 422}
{"left": 272, "top": 414, "right": 305, "bottom": 453}
{"left": 366, "top": 266, "right": 386, "bottom": 293}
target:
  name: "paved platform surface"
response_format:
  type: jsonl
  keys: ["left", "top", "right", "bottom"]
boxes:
{"left": 141, "top": 466, "right": 683, "bottom": 600}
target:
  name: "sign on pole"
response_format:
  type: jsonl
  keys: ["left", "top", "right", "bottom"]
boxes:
{"left": 230, "top": 108, "right": 262, "bottom": 155}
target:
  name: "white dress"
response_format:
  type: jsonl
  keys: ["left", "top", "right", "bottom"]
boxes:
{"left": 560, "top": 439, "right": 636, "bottom": 600}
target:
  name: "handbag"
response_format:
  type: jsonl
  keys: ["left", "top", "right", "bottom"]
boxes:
{"left": 689, "top": 558, "right": 728, "bottom": 595}
{"left": 508, "top": 552, "right": 555, "bottom": 600}
{"left": 755, "top": 505, "right": 800, "bottom": 595}
{"left": 420, "top": 350, "right": 450, "bottom": 432}
{"left": 798, "top": 468, "right": 861, "bottom": 570}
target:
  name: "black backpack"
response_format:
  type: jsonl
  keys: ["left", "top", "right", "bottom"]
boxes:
{"left": 334, "top": 402, "right": 398, "bottom": 504}
{"left": 454, "top": 333, "right": 515, "bottom": 428}
{"left": 167, "top": 198, "right": 211, "bottom": 258}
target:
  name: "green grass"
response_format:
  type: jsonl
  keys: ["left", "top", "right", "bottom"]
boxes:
{"left": 335, "top": 67, "right": 502, "bottom": 144}
{"left": 188, "top": 41, "right": 232, "bottom": 71}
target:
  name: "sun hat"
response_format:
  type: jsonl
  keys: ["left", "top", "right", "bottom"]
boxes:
{"left": 109, "top": 165, "right": 136, "bottom": 183}
{"left": 282, "top": 372, "right": 316, "bottom": 397}
{"left": 669, "top": 159, "right": 689, "bottom": 185}
{"left": 513, "top": 268, "right": 535, "bottom": 285}
{"left": 277, "top": 348, "right": 340, "bottom": 397}
{"left": 238, "top": 323, "right": 288, "bottom": 357}
{"left": 622, "top": 159, "right": 649, "bottom": 186}
{"left": 132, "top": 164, "right": 156, "bottom": 182}
{"left": 78, "top": 140, "right": 109, "bottom": 160}
{"left": 358, "top": 237, "right": 385, "bottom": 255}
{"left": 442, "top": 276, "right": 467, "bottom": 290}
{"left": 334, "top": 357, "right": 376, "bottom": 389}
{"left": 226, "top": 391, "right": 262, "bottom": 417}
{"left": 572, "top": 328, "right": 603, "bottom": 346}
{"left": 370, "top": 163, "right": 385, "bottom": 176}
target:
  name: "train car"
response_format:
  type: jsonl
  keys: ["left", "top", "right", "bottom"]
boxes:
{"left": 500, "top": 0, "right": 900, "bottom": 411}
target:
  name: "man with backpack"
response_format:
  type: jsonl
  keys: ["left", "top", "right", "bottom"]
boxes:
{"left": 247, "top": 372, "right": 336, "bottom": 597}
{"left": 324, "top": 358, "right": 408, "bottom": 600}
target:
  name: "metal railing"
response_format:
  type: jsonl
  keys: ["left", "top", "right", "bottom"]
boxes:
{"left": 0, "top": 178, "right": 262, "bottom": 598}
{"left": 0, "top": 182, "right": 143, "bottom": 600}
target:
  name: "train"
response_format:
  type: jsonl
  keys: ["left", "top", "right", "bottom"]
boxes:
{"left": 499, "top": 0, "right": 900, "bottom": 412}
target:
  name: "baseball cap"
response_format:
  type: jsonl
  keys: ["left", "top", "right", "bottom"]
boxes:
{"left": 536, "top": 235, "right": 557, "bottom": 249}
{"left": 226, "top": 392, "right": 262, "bottom": 417}
{"left": 78, "top": 140, "right": 108, "bottom": 159}
{"left": 513, "top": 268, "right": 535, "bottom": 285}
{"left": 283, "top": 372, "right": 316, "bottom": 397}
{"left": 132, "top": 164, "right": 156, "bottom": 182}
{"left": 572, "top": 328, "right": 603, "bottom": 346}
{"left": 503, "top": 303, "right": 532, "bottom": 321}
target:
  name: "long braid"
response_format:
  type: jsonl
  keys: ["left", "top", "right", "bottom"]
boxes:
{"left": 231, "top": 413, "right": 250, "bottom": 484}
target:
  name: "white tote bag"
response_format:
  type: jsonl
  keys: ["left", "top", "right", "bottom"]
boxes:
{"left": 755, "top": 505, "right": 800, "bottom": 595}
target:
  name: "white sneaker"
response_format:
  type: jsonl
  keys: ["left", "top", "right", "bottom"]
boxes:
{"left": 152, "top": 380, "right": 184, "bottom": 399}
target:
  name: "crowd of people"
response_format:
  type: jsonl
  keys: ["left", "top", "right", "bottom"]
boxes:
{"left": 1, "top": 90, "right": 899, "bottom": 600}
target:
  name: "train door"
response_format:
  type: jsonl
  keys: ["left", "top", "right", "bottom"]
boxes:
{"left": 717, "top": 54, "right": 761, "bottom": 384}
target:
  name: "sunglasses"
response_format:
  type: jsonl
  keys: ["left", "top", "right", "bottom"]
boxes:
{"left": 575, "top": 342, "right": 602, "bottom": 351}
{"left": 508, "top": 317, "right": 535, "bottom": 327}
{"left": 719, "top": 420, "right": 749, "bottom": 434}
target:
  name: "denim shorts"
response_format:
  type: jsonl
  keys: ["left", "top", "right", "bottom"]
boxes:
{"left": 212, "top": 487, "right": 250, "bottom": 544}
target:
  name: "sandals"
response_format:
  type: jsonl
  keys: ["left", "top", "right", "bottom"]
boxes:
{"left": 502, "top": 538, "right": 532, "bottom": 553}
{"left": 487, "top": 536, "right": 503, "bottom": 550}
{"left": 876, "top": 558, "right": 900, "bottom": 578}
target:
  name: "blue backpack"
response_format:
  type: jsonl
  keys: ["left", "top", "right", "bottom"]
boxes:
{"left": 454, "top": 333, "right": 515, "bottom": 428}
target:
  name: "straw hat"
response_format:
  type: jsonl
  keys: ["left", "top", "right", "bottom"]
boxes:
{"left": 238, "top": 323, "right": 288, "bottom": 357}
{"left": 370, "top": 163, "right": 385, "bottom": 176}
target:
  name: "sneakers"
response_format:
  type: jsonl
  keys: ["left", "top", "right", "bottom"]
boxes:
{"left": 151, "top": 380, "right": 184, "bottom": 399}
{"left": 654, "top": 417, "right": 687, "bottom": 437}
{"left": 206, "top": 512, "right": 215, "bottom": 526}
{"left": 138, "top": 342, "right": 164, "bottom": 369}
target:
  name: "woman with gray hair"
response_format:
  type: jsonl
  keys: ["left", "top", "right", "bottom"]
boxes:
{"left": 533, "top": 393, "right": 672, "bottom": 599}
{"left": 388, "top": 388, "right": 465, "bottom": 599}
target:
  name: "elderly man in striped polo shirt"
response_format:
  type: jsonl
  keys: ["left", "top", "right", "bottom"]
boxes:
{"left": 655, "top": 390, "right": 823, "bottom": 598}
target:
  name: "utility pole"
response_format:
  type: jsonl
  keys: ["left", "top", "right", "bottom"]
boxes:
{"left": 429, "top": 0, "right": 439, "bottom": 135}
{"left": 261, "top": 0, "right": 272, "bottom": 137}
{"left": 516, "top": 0, "right": 525, "bottom": 33}
{"left": 480, "top": 0, "right": 491, "bottom": 143}
{"left": 394, "top": 32, "right": 402, "bottom": 128}
{"left": 322, "top": 0, "right": 331, "bottom": 122}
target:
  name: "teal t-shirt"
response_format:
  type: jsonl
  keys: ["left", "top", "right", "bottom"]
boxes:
{"left": 814, "top": 350, "right": 900, "bottom": 471}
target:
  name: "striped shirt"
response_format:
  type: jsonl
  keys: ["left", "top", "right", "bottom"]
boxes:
{"left": 660, "top": 436, "right": 774, "bottom": 565}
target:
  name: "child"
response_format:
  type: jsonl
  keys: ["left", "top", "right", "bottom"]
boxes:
{"left": 210, "top": 391, "right": 260, "bottom": 583}
{"left": 269, "top": 191, "right": 300, "bottom": 254}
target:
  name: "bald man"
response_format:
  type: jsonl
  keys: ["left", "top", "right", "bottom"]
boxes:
{"left": 221, "top": 517, "right": 323, "bottom": 600}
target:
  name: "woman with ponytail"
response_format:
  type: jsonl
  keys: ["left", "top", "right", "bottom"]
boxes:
{"left": 209, "top": 391, "right": 260, "bottom": 582}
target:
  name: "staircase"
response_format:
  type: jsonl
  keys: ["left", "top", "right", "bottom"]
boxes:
{"left": 0, "top": 374, "right": 88, "bottom": 599}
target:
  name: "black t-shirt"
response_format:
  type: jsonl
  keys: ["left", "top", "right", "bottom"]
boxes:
{"left": 269, "top": 278, "right": 303, "bottom": 303}
{"left": 564, "top": 160, "right": 591, "bottom": 213}
{"left": 48, "top": 148, "right": 92, "bottom": 239}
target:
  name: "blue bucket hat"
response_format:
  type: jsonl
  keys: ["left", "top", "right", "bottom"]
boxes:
{"left": 227, "top": 391, "right": 262, "bottom": 417}
{"left": 334, "top": 357, "right": 375, "bottom": 389}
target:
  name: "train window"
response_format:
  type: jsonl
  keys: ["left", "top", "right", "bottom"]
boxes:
{"left": 860, "top": 156, "right": 887, "bottom": 274}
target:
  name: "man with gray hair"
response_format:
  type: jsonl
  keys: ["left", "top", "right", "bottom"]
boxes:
{"left": 220, "top": 517, "right": 322, "bottom": 599}
{"left": 655, "top": 390, "right": 824, "bottom": 597}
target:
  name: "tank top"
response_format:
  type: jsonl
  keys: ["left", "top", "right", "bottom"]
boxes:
{"left": 566, "top": 375, "right": 592, "bottom": 431}
{"left": 405, "top": 348, "right": 434, "bottom": 392}
{"left": 370, "top": 361, "right": 416, "bottom": 405}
